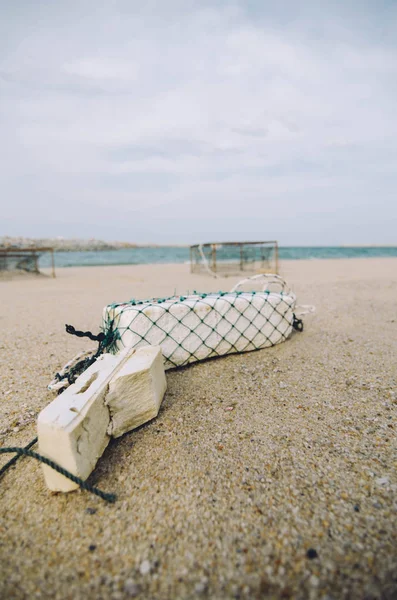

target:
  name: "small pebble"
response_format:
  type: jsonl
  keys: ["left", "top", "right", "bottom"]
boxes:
{"left": 139, "top": 560, "right": 151, "bottom": 576}
{"left": 124, "top": 579, "right": 140, "bottom": 597}
{"left": 195, "top": 581, "right": 208, "bottom": 594}
{"left": 86, "top": 507, "right": 97, "bottom": 515}
{"left": 279, "top": 382, "right": 287, "bottom": 389}
{"left": 375, "top": 477, "right": 389, "bottom": 486}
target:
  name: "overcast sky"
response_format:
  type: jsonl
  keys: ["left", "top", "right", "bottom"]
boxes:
{"left": 1, "top": 1, "right": 396, "bottom": 245}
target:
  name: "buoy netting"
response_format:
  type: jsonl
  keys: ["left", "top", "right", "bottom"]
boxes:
{"left": 102, "top": 275, "right": 297, "bottom": 370}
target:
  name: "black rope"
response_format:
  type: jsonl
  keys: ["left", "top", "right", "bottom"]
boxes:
{"left": 1, "top": 324, "right": 119, "bottom": 502}
{"left": 292, "top": 314, "right": 304, "bottom": 332}
{"left": 53, "top": 324, "right": 118, "bottom": 390}
{"left": 0, "top": 445, "right": 116, "bottom": 503}
{"left": 0, "top": 436, "right": 38, "bottom": 477}
{"left": 65, "top": 324, "right": 105, "bottom": 342}
{"left": 64, "top": 354, "right": 98, "bottom": 387}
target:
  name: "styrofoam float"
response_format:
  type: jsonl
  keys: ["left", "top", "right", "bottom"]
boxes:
{"left": 38, "top": 345, "right": 166, "bottom": 492}
{"left": 102, "top": 274, "right": 297, "bottom": 368}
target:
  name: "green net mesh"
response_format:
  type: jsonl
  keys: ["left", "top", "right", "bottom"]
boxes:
{"left": 102, "top": 277, "right": 296, "bottom": 370}
{"left": 49, "top": 275, "right": 302, "bottom": 391}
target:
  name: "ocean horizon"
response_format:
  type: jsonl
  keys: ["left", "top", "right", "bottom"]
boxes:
{"left": 38, "top": 245, "right": 397, "bottom": 269}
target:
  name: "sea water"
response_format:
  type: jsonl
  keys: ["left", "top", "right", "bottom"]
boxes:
{"left": 38, "top": 246, "right": 397, "bottom": 269}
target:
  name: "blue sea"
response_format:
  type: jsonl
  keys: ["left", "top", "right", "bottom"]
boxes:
{"left": 38, "top": 246, "right": 397, "bottom": 269}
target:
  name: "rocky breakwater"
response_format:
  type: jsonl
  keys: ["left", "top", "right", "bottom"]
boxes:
{"left": 0, "top": 236, "right": 137, "bottom": 252}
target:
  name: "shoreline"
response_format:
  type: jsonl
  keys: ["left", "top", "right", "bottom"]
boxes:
{"left": 35, "top": 255, "right": 397, "bottom": 274}
{"left": 45, "top": 254, "right": 397, "bottom": 267}
{"left": 35, "top": 249, "right": 397, "bottom": 271}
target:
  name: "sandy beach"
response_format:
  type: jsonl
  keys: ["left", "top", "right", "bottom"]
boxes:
{"left": 0, "top": 258, "right": 396, "bottom": 600}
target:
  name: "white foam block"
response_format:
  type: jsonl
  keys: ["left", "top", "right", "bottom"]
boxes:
{"left": 37, "top": 346, "right": 166, "bottom": 492}
{"left": 103, "top": 291, "right": 296, "bottom": 369}
{"left": 106, "top": 345, "right": 167, "bottom": 438}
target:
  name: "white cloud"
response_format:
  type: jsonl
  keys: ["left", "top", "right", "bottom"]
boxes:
{"left": 0, "top": 0, "right": 396, "bottom": 243}
{"left": 63, "top": 58, "right": 140, "bottom": 81}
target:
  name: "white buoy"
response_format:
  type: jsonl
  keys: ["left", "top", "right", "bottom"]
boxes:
{"left": 103, "top": 275, "right": 297, "bottom": 369}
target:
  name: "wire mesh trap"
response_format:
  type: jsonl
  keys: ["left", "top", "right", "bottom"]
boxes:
{"left": 190, "top": 241, "right": 278, "bottom": 277}
{"left": 0, "top": 247, "right": 55, "bottom": 277}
